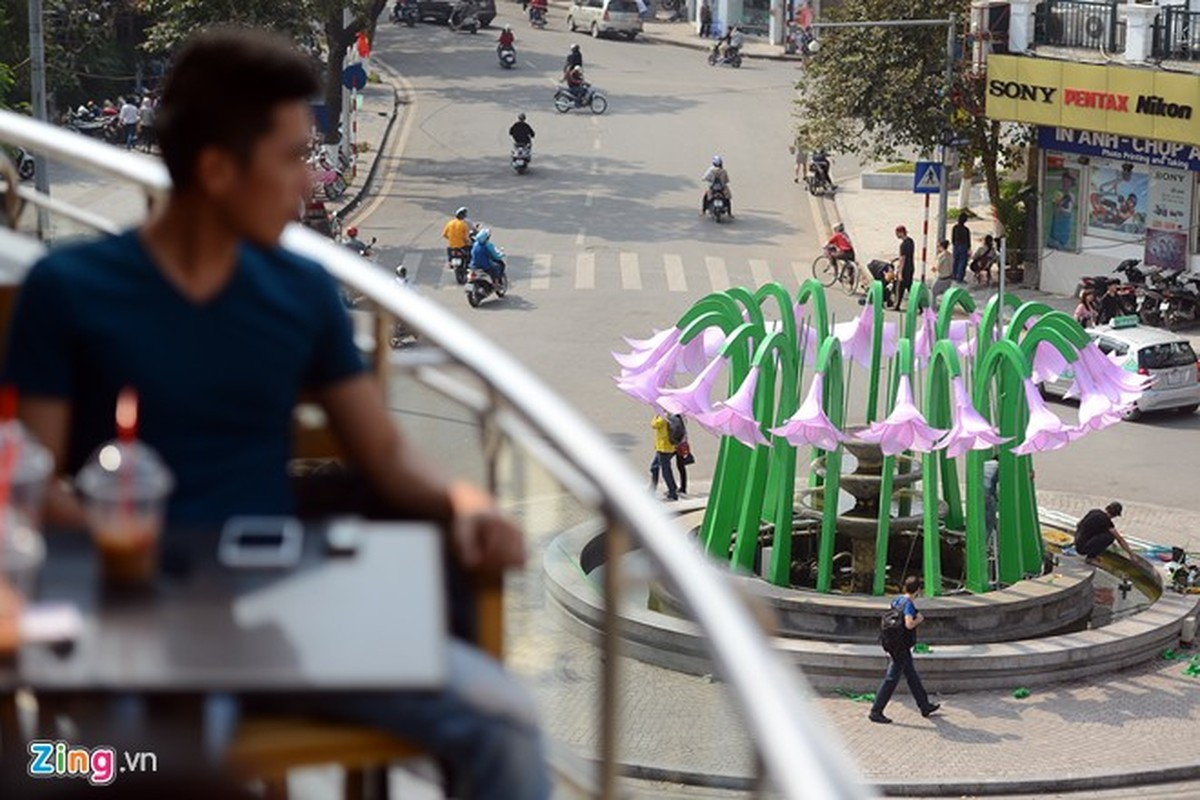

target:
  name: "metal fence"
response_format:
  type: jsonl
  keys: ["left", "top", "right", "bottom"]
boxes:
{"left": 1034, "top": 0, "right": 1124, "bottom": 51}
{"left": 1155, "top": 5, "right": 1200, "bottom": 60}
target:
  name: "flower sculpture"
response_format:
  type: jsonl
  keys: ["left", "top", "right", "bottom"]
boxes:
{"left": 834, "top": 306, "right": 898, "bottom": 368}
{"left": 1031, "top": 339, "right": 1071, "bottom": 385}
{"left": 658, "top": 355, "right": 724, "bottom": 417}
{"left": 676, "top": 327, "right": 727, "bottom": 375}
{"left": 1012, "top": 379, "right": 1074, "bottom": 455}
{"left": 912, "top": 308, "right": 938, "bottom": 367}
{"left": 855, "top": 375, "right": 946, "bottom": 456}
{"left": 1074, "top": 342, "right": 1151, "bottom": 407}
{"left": 614, "top": 328, "right": 680, "bottom": 373}
{"left": 693, "top": 366, "right": 770, "bottom": 448}
{"left": 937, "top": 376, "right": 1009, "bottom": 458}
{"left": 947, "top": 312, "right": 983, "bottom": 359}
{"left": 615, "top": 345, "right": 679, "bottom": 406}
{"left": 769, "top": 373, "right": 844, "bottom": 451}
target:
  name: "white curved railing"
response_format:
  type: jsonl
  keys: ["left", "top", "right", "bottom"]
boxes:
{"left": 0, "top": 109, "right": 871, "bottom": 799}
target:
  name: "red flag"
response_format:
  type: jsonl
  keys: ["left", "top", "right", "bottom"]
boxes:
{"left": 356, "top": 32, "right": 371, "bottom": 58}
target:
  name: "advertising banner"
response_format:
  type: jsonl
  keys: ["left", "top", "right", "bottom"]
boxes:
{"left": 1144, "top": 166, "right": 1193, "bottom": 270}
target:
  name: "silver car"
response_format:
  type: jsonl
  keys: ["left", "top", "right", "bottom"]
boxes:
{"left": 567, "top": 0, "right": 642, "bottom": 39}
{"left": 1042, "top": 322, "right": 1200, "bottom": 419}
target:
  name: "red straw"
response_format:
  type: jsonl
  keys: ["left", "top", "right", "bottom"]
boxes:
{"left": 115, "top": 388, "right": 138, "bottom": 517}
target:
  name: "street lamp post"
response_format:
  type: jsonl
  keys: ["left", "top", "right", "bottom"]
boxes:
{"left": 28, "top": 0, "right": 51, "bottom": 239}
{"left": 810, "top": 16, "right": 958, "bottom": 243}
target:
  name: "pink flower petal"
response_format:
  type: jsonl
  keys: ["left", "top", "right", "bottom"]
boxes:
{"left": 1012, "top": 379, "right": 1074, "bottom": 455}
{"left": 658, "top": 355, "right": 724, "bottom": 416}
{"left": 854, "top": 376, "right": 947, "bottom": 455}
{"left": 769, "top": 373, "right": 845, "bottom": 451}
{"left": 937, "top": 376, "right": 1009, "bottom": 458}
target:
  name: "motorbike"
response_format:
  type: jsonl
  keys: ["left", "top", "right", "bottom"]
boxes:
{"left": 6, "top": 146, "right": 35, "bottom": 181}
{"left": 466, "top": 262, "right": 508, "bottom": 308}
{"left": 706, "top": 182, "right": 730, "bottom": 223}
{"left": 390, "top": 3, "right": 416, "bottom": 24}
{"left": 707, "top": 44, "right": 743, "bottom": 68}
{"left": 448, "top": 246, "right": 470, "bottom": 285}
{"left": 553, "top": 84, "right": 608, "bottom": 114}
{"left": 805, "top": 162, "right": 835, "bottom": 196}
{"left": 1161, "top": 275, "right": 1200, "bottom": 331}
{"left": 529, "top": 5, "right": 547, "bottom": 27}
{"left": 65, "top": 112, "right": 122, "bottom": 144}
{"left": 499, "top": 45, "right": 517, "bottom": 68}
{"left": 309, "top": 153, "right": 346, "bottom": 200}
{"left": 511, "top": 142, "right": 532, "bottom": 173}
{"left": 449, "top": 5, "right": 480, "bottom": 32}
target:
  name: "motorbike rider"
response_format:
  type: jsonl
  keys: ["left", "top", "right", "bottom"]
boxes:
{"left": 509, "top": 113, "right": 535, "bottom": 149}
{"left": 566, "top": 66, "right": 589, "bottom": 105}
{"left": 343, "top": 225, "right": 371, "bottom": 256}
{"left": 442, "top": 206, "right": 473, "bottom": 262}
{"left": 498, "top": 24, "right": 516, "bottom": 53}
{"left": 810, "top": 149, "right": 833, "bottom": 190}
{"left": 721, "top": 25, "right": 744, "bottom": 59}
{"left": 470, "top": 226, "right": 507, "bottom": 284}
{"left": 564, "top": 44, "right": 583, "bottom": 77}
{"left": 701, "top": 155, "right": 732, "bottom": 217}
{"left": 529, "top": 0, "right": 548, "bottom": 23}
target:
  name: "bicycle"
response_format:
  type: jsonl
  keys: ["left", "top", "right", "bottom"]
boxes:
{"left": 812, "top": 245, "right": 860, "bottom": 295}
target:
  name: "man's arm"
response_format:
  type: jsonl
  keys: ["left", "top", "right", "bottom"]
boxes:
{"left": 18, "top": 397, "right": 87, "bottom": 528}
{"left": 1110, "top": 524, "right": 1136, "bottom": 558}
{"left": 317, "top": 374, "right": 526, "bottom": 572}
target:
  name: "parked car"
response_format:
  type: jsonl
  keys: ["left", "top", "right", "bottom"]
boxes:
{"left": 418, "top": 0, "right": 495, "bottom": 26}
{"left": 567, "top": 0, "right": 642, "bottom": 39}
{"left": 1042, "top": 320, "right": 1200, "bottom": 419}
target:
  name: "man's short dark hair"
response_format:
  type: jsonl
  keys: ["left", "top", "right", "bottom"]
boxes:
{"left": 156, "top": 27, "right": 319, "bottom": 190}
{"left": 957, "top": 212, "right": 968, "bottom": 224}
{"left": 1106, "top": 501, "right": 1123, "bottom": 518}
{"left": 903, "top": 576, "right": 921, "bottom": 595}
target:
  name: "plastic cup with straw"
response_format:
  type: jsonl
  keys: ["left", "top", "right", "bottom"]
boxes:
{"left": 77, "top": 388, "right": 174, "bottom": 587}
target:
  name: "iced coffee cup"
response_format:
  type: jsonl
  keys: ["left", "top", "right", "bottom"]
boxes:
{"left": 0, "top": 420, "right": 54, "bottom": 531}
{"left": 0, "top": 506, "right": 45, "bottom": 656}
{"left": 77, "top": 440, "right": 174, "bottom": 587}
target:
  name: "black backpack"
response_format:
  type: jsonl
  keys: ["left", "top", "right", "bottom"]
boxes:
{"left": 666, "top": 414, "right": 686, "bottom": 446}
{"left": 879, "top": 599, "right": 912, "bottom": 655}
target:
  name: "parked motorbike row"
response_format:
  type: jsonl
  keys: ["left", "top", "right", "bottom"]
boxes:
{"left": 1078, "top": 258, "right": 1200, "bottom": 331}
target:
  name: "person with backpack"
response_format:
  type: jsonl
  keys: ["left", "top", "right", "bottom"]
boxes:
{"left": 667, "top": 413, "right": 693, "bottom": 495}
{"left": 870, "top": 575, "right": 940, "bottom": 724}
{"left": 649, "top": 414, "right": 680, "bottom": 502}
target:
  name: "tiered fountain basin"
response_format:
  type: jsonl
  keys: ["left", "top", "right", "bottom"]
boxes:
{"left": 545, "top": 514, "right": 1197, "bottom": 692}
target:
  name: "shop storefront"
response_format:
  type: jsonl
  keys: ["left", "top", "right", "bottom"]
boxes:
{"left": 985, "top": 54, "right": 1200, "bottom": 295}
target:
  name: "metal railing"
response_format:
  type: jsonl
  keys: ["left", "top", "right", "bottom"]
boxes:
{"left": 1155, "top": 5, "right": 1200, "bottom": 60}
{"left": 0, "top": 109, "right": 871, "bottom": 799}
{"left": 1034, "top": 0, "right": 1123, "bottom": 51}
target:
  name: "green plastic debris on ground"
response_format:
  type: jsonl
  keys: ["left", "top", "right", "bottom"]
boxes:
{"left": 835, "top": 689, "right": 876, "bottom": 703}
{"left": 1012, "top": 687, "right": 1031, "bottom": 699}
{"left": 912, "top": 643, "right": 932, "bottom": 654}
{"left": 1161, "top": 648, "right": 1188, "bottom": 661}
{"left": 1184, "top": 657, "right": 1200, "bottom": 678}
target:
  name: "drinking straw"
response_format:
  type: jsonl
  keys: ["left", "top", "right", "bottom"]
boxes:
{"left": 115, "top": 388, "right": 138, "bottom": 519}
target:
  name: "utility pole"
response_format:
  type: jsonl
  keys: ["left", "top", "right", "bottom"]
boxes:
{"left": 811, "top": 16, "right": 959, "bottom": 243}
{"left": 28, "top": 0, "right": 50, "bottom": 240}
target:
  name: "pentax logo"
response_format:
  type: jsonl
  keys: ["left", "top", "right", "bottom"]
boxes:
{"left": 1064, "top": 88, "right": 1128, "bottom": 111}
{"left": 27, "top": 740, "right": 158, "bottom": 786}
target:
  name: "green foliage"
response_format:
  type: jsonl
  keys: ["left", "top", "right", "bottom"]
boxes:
{"left": 993, "top": 180, "right": 1030, "bottom": 266}
{"left": 876, "top": 162, "right": 914, "bottom": 174}
{"left": 140, "top": 0, "right": 317, "bottom": 54}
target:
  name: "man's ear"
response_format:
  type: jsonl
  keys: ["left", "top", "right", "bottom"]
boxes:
{"left": 193, "top": 147, "right": 239, "bottom": 199}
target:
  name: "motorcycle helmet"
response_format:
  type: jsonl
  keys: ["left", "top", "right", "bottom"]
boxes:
{"left": 712, "top": 155, "right": 723, "bottom": 167}
{"left": 346, "top": 226, "right": 359, "bottom": 237}
{"left": 396, "top": 265, "right": 408, "bottom": 279}
{"left": 476, "top": 227, "right": 491, "bottom": 243}
{"left": 504, "top": 23, "right": 512, "bottom": 31}
{"left": 570, "top": 43, "right": 580, "bottom": 52}
{"left": 571, "top": 66, "right": 583, "bottom": 77}
{"left": 834, "top": 223, "right": 845, "bottom": 233}
{"left": 455, "top": 206, "right": 468, "bottom": 219}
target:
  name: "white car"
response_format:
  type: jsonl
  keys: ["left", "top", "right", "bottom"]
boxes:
{"left": 1042, "top": 321, "right": 1200, "bottom": 419}
{"left": 567, "top": 0, "right": 642, "bottom": 39}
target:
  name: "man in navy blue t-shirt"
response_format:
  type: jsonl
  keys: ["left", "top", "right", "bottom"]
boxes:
{"left": 3, "top": 28, "right": 546, "bottom": 800}
{"left": 869, "top": 575, "right": 941, "bottom": 724}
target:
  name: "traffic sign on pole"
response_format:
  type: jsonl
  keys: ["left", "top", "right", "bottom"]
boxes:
{"left": 913, "top": 161, "right": 943, "bottom": 194}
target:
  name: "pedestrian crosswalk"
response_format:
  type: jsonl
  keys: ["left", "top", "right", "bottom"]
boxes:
{"left": 400, "top": 250, "right": 825, "bottom": 296}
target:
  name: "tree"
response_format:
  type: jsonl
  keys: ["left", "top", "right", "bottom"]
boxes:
{"left": 141, "top": 0, "right": 388, "bottom": 146}
{"left": 794, "top": 0, "right": 1027, "bottom": 228}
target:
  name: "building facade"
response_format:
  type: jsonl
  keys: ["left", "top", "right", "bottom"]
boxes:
{"left": 984, "top": 3, "right": 1200, "bottom": 296}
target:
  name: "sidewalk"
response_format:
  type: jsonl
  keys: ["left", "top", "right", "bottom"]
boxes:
{"left": 637, "top": 19, "right": 802, "bottom": 61}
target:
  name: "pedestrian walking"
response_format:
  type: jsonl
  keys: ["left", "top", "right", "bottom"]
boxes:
{"left": 672, "top": 416, "right": 695, "bottom": 494}
{"left": 1074, "top": 501, "right": 1136, "bottom": 564}
{"left": 699, "top": 0, "right": 712, "bottom": 37}
{"left": 930, "top": 239, "right": 953, "bottom": 301}
{"left": 791, "top": 137, "right": 807, "bottom": 184}
{"left": 951, "top": 212, "right": 971, "bottom": 283}
{"left": 137, "top": 96, "right": 156, "bottom": 151}
{"left": 118, "top": 97, "right": 140, "bottom": 150}
{"left": 892, "top": 225, "right": 915, "bottom": 310}
{"left": 869, "top": 576, "right": 940, "bottom": 724}
{"left": 649, "top": 413, "right": 681, "bottom": 501}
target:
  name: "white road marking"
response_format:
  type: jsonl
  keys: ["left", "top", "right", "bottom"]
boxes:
{"left": 792, "top": 260, "right": 808, "bottom": 287}
{"left": 402, "top": 251, "right": 423, "bottom": 285}
{"left": 437, "top": 253, "right": 458, "bottom": 291}
{"left": 531, "top": 253, "right": 552, "bottom": 290}
{"left": 663, "top": 254, "right": 687, "bottom": 292}
{"left": 705, "top": 256, "right": 730, "bottom": 292}
{"left": 575, "top": 228, "right": 587, "bottom": 246}
{"left": 576, "top": 253, "right": 595, "bottom": 289}
{"left": 620, "top": 252, "right": 642, "bottom": 290}
{"left": 750, "top": 258, "right": 774, "bottom": 287}
{"left": 584, "top": 191, "right": 594, "bottom": 208}
{"left": 593, "top": 137, "right": 601, "bottom": 150}
{"left": 589, "top": 162, "right": 599, "bottom": 175}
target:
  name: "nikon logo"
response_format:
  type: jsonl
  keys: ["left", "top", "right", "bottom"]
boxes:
{"left": 1136, "top": 95, "right": 1193, "bottom": 120}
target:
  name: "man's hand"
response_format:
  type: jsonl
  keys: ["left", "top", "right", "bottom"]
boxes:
{"left": 449, "top": 481, "right": 526, "bottom": 572}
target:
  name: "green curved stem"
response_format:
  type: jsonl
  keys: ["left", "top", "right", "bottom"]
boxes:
{"left": 872, "top": 339, "right": 912, "bottom": 595}
{"left": 976, "top": 291, "right": 1024, "bottom": 368}
{"left": 862, "top": 281, "right": 886, "bottom": 424}
{"left": 924, "top": 341, "right": 965, "bottom": 535}
{"left": 795, "top": 279, "right": 831, "bottom": 342}
{"left": 1005, "top": 301, "right": 1055, "bottom": 342}
{"left": 934, "top": 286, "right": 977, "bottom": 339}
{"left": 903, "top": 283, "right": 932, "bottom": 341}
{"left": 814, "top": 337, "right": 845, "bottom": 593}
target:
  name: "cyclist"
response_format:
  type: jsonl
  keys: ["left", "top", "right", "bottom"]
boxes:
{"left": 824, "top": 223, "right": 856, "bottom": 285}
